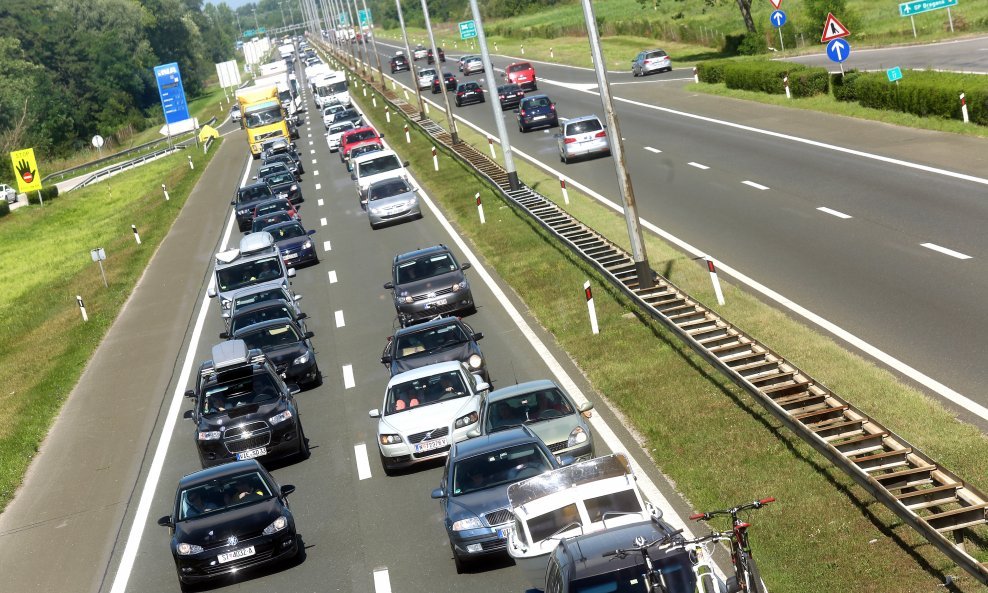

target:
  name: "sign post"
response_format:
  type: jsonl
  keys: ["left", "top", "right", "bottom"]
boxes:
{"left": 90, "top": 247, "right": 108, "bottom": 288}
{"left": 899, "top": 0, "right": 957, "bottom": 37}
{"left": 770, "top": 10, "right": 787, "bottom": 52}
{"left": 10, "top": 147, "right": 43, "bottom": 205}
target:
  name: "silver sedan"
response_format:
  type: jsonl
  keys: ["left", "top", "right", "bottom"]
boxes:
{"left": 556, "top": 115, "right": 611, "bottom": 164}
{"left": 366, "top": 177, "right": 422, "bottom": 229}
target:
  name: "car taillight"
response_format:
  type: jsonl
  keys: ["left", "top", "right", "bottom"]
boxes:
{"left": 519, "top": 109, "right": 525, "bottom": 116}
{"left": 457, "top": 91, "right": 463, "bottom": 96}
{"left": 595, "top": 130, "right": 607, "bottom": 138}
{"left": 550, "top": 104, "right": 556, "bottom": 111}
{"left": 564, "top": 137, "right": 577, "bottom": 144}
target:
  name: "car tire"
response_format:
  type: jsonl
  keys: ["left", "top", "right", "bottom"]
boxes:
{"left": 178, "top": 577, "right": 197, "bottom": 593}
{"left": 309, "top": 364, "right": 323, "bottom": 387}
{"left": 519, "top": 124, "right": 527, "bottom": 133}
{"left": 452, "top": 545, "right": 470, "bottom": 574}
{"left": 297, "top": 423, "right": 311, "bottom": 461}
{"left": 380, "top": 451, "right": 396, "bottom": 476}
{"left": 455, "top": 99, "right": 461, "bottom": 107}
{"left": 369, "top": 220, "right": 379, "bottom": 230}
{"left": 560, "top": 152, "right": 567, "bottom": 164}
{"left": 632, "top": 69, "right": 638, "bottom": 77}
{"left": 480, "top": 97, "right": 485, "bottom": 103}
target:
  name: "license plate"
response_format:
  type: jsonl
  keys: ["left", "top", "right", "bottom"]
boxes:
{"left": 237, "top": 447, "right": 266, "bottom": 460}
{"left": 283, "top": 252, "right": 298, "bottom": 260}
{"left": 217, "top": 546, "right": 255, "bottom": 564}
{"left": 533, "top": 115, "right": 546, "bottom": 121}
{"left": 434, "top": 298, "right": 448, "bottom": 306}
{"left": 414, "top": 437, "right": 448, "bottom": 453}
{"left": 497, "top": 528, "right": 511, "bottom": 538}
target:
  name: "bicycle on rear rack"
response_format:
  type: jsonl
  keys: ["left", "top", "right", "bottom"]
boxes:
{"left": 689, "top": 497, "right": 774, "bottom": 593}
{"left": 601, "top": 528, "right": 684, "bottom": 593}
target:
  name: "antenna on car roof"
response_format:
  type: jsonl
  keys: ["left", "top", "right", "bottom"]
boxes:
{"left": 510, "top": 359, "right": 519, "bottom": 386}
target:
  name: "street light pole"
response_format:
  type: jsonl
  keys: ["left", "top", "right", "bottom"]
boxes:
{"left": 252, "top": 8, "right": 260, "bottom": 32}
{"left": 361, "top": 0, "right": 384, "bottom": 87}
{"left": 395, "top": 0, "right": 426, "bottom": 119}
{"left": 579, "top": 0, "right": 652, "bottom": 289}
{"left": 279, "top": 1, "right": 287, "bottom": 28}
{"left": 470, "top": 0, "right": 519, "bottom": 190}
{"left": 420, "top": 0, "right": 459, "bottom": 143}
{"left": 347, "top": 0, "right": 367, "bottom": 75}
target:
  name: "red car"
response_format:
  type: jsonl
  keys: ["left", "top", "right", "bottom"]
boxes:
{"left": 339, "top": 126, "right": 383, "bottom": 163}
{"left": 252, "top": 197, "right": 299, "bottom": 221}
{"left": 504, "top": 61, "right": 537, "bottom": 91}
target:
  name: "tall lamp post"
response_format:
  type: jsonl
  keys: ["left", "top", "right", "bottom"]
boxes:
{"left": 361, "top": 0, "right": 385, "bottom": 87}
{"left": 395, "top": 0, "right": 426, "bottom": 118}
{"left": 420, "top": 0, "right": 459, "bottom": 143}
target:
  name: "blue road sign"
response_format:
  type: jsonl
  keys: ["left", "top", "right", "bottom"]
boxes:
{"left": 358, "top": 9, "right": 370, "bottom": 25}
{"left": 338, "top": 13, "right": 349, "bottom": 25}
{"left": 458, "top": 20, "right": 478, "bottom": 40}
{"left": 771, "top": 10, "right": 787, "bottom": 28}
{"left": 899, "top": 0, "right": 957, "bottom": 18}
{"left": 153, "top": 63, "right": 190, "bottom": 125}
{"left": 887, "top": 66, "right": 903, "bottom": 82}
{"left": 826, "top": 38, "right": 851, "bottom": 63}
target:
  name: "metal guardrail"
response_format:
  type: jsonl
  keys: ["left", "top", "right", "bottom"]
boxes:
{"left": 318, "top": 40, "right": 988, "bottom": 586}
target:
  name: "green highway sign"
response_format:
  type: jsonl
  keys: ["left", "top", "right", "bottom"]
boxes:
{"left": 338, "top": 13, "right": 348, "bottom": 25}
{"left": 459, "top": 20, "right": 477, "bottom": 40}
{"left": 358, "top": 9, "right": 370, "bottom": 26}
{"left": 899, "top": 0, "right": 957, "bottom": 17}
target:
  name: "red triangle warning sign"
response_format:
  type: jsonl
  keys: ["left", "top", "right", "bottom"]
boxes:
{"left": 820, "top": 13, "right": 850, "bottom": 42}
{"left": 769, "top": 0, "right": 782, "bottom": 9}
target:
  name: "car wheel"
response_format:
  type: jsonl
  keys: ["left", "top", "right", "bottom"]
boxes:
{"left": 369, "top": 220, "right": 379, "bottom": 230}
{"left": 452, "top": 544, "right": 470, "bottom": 574}
{"left": 379, "top": 451, "right": 396, "bottom": 476}
{"left": 308, "top": 364, "right": 323, "bottom": 387}
{"left": 519, "top": 124, "right": 526, "bottom": 133}
{"left": 297, "top": 423, "right": 311, "bottom": 460}
{"left": 480, "top": 97, "right": 485, "bottom": 103}
{"left": 632, "top": 68, "right": 638, "bottom": 77}
{"left": 560, "top": 151, "right": 567, "bottom": 164}
{"left": 455, "top": 99, "right": 461, "bottom": 107}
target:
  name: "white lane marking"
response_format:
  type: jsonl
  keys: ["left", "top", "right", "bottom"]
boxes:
{"left": 307, "top": 133, "right": 311, "bottom": 138}
{"left": 328, "top": 270, "right": 338, "bottom": 283}
{"left": 323, "top": 240, "right": 332, "bottom": 252}
{"left": 312, "top": 160, "right": 318, "bottom": 166}
{"left": 309, "top": 140, "right": 314, "bottom": 146}
{"left": 315, "top": 183, "right": 322, "bottom": 191}
{"left": 921, "top": 242, "right": 972, "bottom": 260}
{"left": 314, "top": 170, "right": 319, "bottom": 176}
{"left": 317, "top": 197, "right": 324, "bottom": 206}
{"left": 373, "top": 568, "right": 392, "bottom": 593}
{"left": 817, "top": 206, "right": 852, "bottom": 219}
{"left": 342, "top": 364, "right": 355, "bottom": 389}
{"left": 335, "top": 310, "right": 345, "bottom": 327}
{"left": 320, "top": 217, "right": 327, "bottom": 226}
{"left": 354, "top": 443, "right": 372, "bottom": 480}
{"left": 687, "top": 162, "right": 710, "bottom": 170}
{"left": 108, "top": 153, "right": 251, "bottom": 593}
{"left": 311, "top": 149, "right": 316, "bottom": 154}
{"left": 742, "top": 180, "right": 770, "bottom": 191}
{"left": 644, "top": 146, "right": 662, "bottom": 154}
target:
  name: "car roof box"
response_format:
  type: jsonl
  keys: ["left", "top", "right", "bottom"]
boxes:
{"left": 212, "top": 339, "right": 250, "bottom": 370}
{"left": 240, "top": 231, "right": 275, "bottom": 254}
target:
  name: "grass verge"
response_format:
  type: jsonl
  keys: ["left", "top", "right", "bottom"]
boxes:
{"left": 0, "top": 141, "right": 220, "bottom": 512}
{"left": 329, "top": 47, "right": 988, "bottom": 591}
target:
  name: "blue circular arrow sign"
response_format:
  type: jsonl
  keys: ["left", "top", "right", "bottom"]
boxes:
{"left": 770, "top": 10, "right": 787, "bottom": 28}
{"left": 826, "top": 38, "right": 851, "bottom": 63}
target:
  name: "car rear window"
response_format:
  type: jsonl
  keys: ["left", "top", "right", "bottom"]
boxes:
{"left": 646, "top": 50, "right": 668, "bottom": 59}
{"left": 348, "top": 130, "right": 377, "bottom": 142}
{"left": 566, "top": 119, "right": 603, "bottom": 135}
{"left": 507, "top": 63, "right": 532, "bottom": 73}
{"left": 527, "top": 97, "right": 551, "bottom": 108}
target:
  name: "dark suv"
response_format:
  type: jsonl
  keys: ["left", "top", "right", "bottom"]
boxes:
{"left": 184, "top": 340, "right": 309, "bottom": 468}
{"left": 233, "top": 183, "right": 276, "bottom": 231}
{"left": 381, "top": 316, "right": 488, "bottom": 381}
{"left": 516, "top": 94, "right": 558, "bottom": 132}
{"left": 390, "top": 55, "right": 410, "bottom": 73}
{"left": 383, "top": 244, "right": 475, "bottom": 326}
{"left": 426, "top": 47, "right": 446, "bottom": 64}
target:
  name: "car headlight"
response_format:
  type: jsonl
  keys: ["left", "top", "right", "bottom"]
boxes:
{"left": 452, "top": 279, "right": 469, "bottom": 291}
{"left": 269, "top": 409, "right": 294, "bottom": 425}
{"left": 301, "top": 240, "right": 312, "bottom": 250}
{"left": 293, "top": 352, "right": 310, "bottom": 366}
{"left": 220, "top": 298, "right": 232, "bottom": 310}
{"left": 176, "top": 542, "right": 204, "bottom": 555}
{"left": 567, "top": 426, "right": 588, "bottom": 447}
{"left": 454, "top": 411, "right": 478, "bottom": 429}
{"left": 451, "top": 517, "right": 483, "bottom": 532}
{"left": 379, "top": 433, "right": 403, "bottom": 445}
{"left": 468, "top": 354, "right": 483, "bottom": 369}
{"left": 403, "top": 296, "right": 413, "bottom": 304}
{"left": 197, "top": 431, "right": 222, "bottom": 441}
{"left": 262, "top": 516, "right": 289, "bottom": 535}
{"left": 237, "top": 208, "right": 249, "bottom": 215}
{"left": 290, "top": 184, "right": 298, "bottom": 191}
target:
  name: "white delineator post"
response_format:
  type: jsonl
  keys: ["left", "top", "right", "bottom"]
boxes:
{"left": 693, "top": 66, "right": 699, "bottom": 83}
{"left": 187, "top": 155, "right": 194, "bottom": 170}
{"left": 386, "top": 106, "right": 391, "bottom": 123}
{"left": 521, "top": 44, "right": 525, "bottom": 55}
{"left": 404, "top": 124, "right": 411, "bottom": 144}
{"left": 784, "top": 75, "right": 791, "bottom": 99}
{"left": 960, "top": 93, "right": 969, "bottom": 123}
{"left": 424, "top": 101, "right": 430, "bottom": 114}
{"left": 432, "top": 146, "right": 438, "bottom": 171}
{"left": 131, "top": 225, "right": 142, "bottom": 245}
{"left": 363, "top": 84, "right": 367, "bottom": 97}
{"left": 584, "top": 281, "right": 599, "bottom": 335}
{"left": 560, "top": 176, "right": 569, "bottom": 205}
{"left": 77, "top": 295, "right": 88, "bottom": 322}
{"left": 372, "top": 96, "right": 377, "bottom": 108}
{"left": 488, "top": 136, "right": 496, "bottom": 159}
{"left": 706, "top": 258, "right": 726, "bottom": 306}
{"left": 162, "top": 183, "right": 170, "bottom": 201}
{"left": 550, "top": 47, "right": 554, "bottom": 59}
{"left": 476, "top": 192, "right": 485, "bottom": 224}
{"left": 404, "top": 88, "right": 409, "bottom": 100}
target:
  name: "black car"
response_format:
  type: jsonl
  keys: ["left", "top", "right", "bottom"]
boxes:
{"left": 381, "top": 316, "right": 488, "bottom": 381}
{"left": 157, "top": 460, "right": 300, "bottom": 588}
{"left": 226, "top": 300, "right": 309, "bottom": 337}
{"left": 251, "top": 211, "right": 294, "bottom": 234}
{"left": 262, "top": 152, "right": 303, "bottom": 177}
{"left": 331, "top": 108, "right": 363, "bottom": 129}
{"left": 516, "top": 94, "right": 558, "bottom": 132}
{"left": 263, "top": 221, "right": 320, "bottom": 269}
{"left": 426, "top": 47, "right": 446, "bottom": 64}
{"left": 257, "top": 162, "right": 297, "bottom": 186}
{"left": 226, "top": 286, "right": 304, "bottom": 329}
{"left": 432, "top": 72, "right": 457, "bottom": 94}
{"left": 431, "top": 426, "right": 561, "bottom": 573}
{"left": 454, "top": 82, "right": 484, "bottom": 107}
{"left": 260, "top": 138, "right": 300, "bottom": 161}
{"left": 232, "top": 319, "right": 320, "bottom": 388}
{"left": 260, "top": 171, "right": 303, "bottom": 204}
{"left": 384, "top": 244, "right": 475, "bottom": 326}
{"left": 390, "top": 55, "right": 410, "bottom": 73}
{"left": 233, "top": 183, "right": 276, "bottom": 232}
{"left": 496, "top": 83, "right": 524, "bottom": 110}
{"left": 185, "top": 340, "right": 309, "bottom": 468}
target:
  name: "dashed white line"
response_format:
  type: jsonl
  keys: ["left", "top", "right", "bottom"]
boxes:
{"left": 817, "top": 206, "right": 852, "bottom": 219}
{"left": 323, "top": 240, "right": 332, "bottom": 252}
{"left": 372, "top": 568, "right": 392, "bottom": 593}
{"left": 742, "top": 180, "right": 770, "bottom": 191}
{"left": 309, "top": 140, "right": 314, "bottom": 145}
{"left": 354, "top": 443, "right": 372, "bottom": 480}
{"left": 315, "top": 183, "right": 322, "bottom": 191}
{"left": 921, "top": 242, "right": 972, "bottom": 260}
{"left": 320, "top": 217, "right": 327, "bottom": 226}
{"left": 312, "top": 160, "right": 317, "bottom": 166}
{"left": 334, "top": 310, "right": 345, "bottom": 327}
{"left": 342, "top": 364, "right": 355, "bottom": 389}
{"left": 644, "top": 146, "right": 662, "bottom": 154}
{"left": 307, "top": 133, "right": 311, "bottom": 138}
{"left": 328, "top": 270, "right": 338, "bottom": 283}
{"left": 310, "top": 149, "right": 316, "bottom": 154}
{"left": 687, "top": 162, "right": 710, "bottom": 170}
{"left": 317, "top": 197, "right": 324, "bottom": 206}
{"left": 314, "top": 170, "right": 319, "bottom": 176}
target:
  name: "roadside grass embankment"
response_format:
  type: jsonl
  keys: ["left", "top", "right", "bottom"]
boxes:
{"left": 0, "top": 142, "right": 220, "bottom": 513}
{"left": 329, "top": 49, "right": 988, "bottom": 592}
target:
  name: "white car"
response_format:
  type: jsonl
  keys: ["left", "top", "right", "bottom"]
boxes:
{"left": 326, "top": 121, "right": 356, "bottom": 152}
{"left": 0, "top": 183, "right": 16, "bottom": 204}
{"left": 322, "top": 104, "right": 346, "bottom": 129}
{"left": 369, "top": 361, "right": 489, "bottom": 474}
{"left": 417, "top": 67, "right": 437, "bottom": 90}
{"left": 230, "top": 105, "right": 242, "bottom": 123}
{"left": 412, "top": 45, "right": 428, "bottom": 61}
{"left": 351, "top": 149, "right": 409, "bottom": 202}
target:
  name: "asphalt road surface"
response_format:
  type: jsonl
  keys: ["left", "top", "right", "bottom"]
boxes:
{"left": 782, "top": 34, "right": 988, "bottom": 73}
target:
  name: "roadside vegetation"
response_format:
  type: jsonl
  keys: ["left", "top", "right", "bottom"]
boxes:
{"left": 0, "top": 144, "right": 219, "bottom": 513}
{"left": 326, "top": 45, "right": 988, "bottom": 591}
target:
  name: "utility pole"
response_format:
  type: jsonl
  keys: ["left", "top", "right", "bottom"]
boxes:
{"left": 279, "top": 1, "right": 287, "bottom": 28}
{"left": 288, "top": 1, "right": 296, "bottom": 28}
{"left": 252, "top": 7, "right": 260, "bottom": 32}
{"left": 395, "top": 0, "right": 426, "bottom": 119}
{"left": 470, "top": 0, "right": 519, "bottom": 190}
{"left": 420, "top": 0, "right": 459, "bottom": 143}
{"left": 347, "top": 0, "right": 367, "bottom": 75}
{"left": 362, "top": 0, "right": 385, "bottom": 87}
{"left": 580, "top": 0, "right": 653, "bottom": 289}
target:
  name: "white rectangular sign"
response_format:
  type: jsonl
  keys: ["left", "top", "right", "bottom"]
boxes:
{"left": 215, "top": 60, "right": 241, "bottom": 88}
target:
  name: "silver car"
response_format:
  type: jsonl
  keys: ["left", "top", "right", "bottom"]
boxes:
{"left": 462, "top": 57, "right": 484, "bottom": 76}
{"left": 631, "top": 49, "right": 672, "bottom": 76}
{"left": 556, "top": 115, "right": 611, "bottom": 164}
{"left": 417, "top": 67, "right": 437, "bottom": 90}
{"left": 366, "top": 177, "right": 422, "bottom": 229}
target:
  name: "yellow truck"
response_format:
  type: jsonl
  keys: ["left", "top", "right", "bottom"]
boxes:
{"left": 236, "top": 85, "right": 290, "bottom": 158}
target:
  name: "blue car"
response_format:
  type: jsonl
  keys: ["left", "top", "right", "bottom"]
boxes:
{"left": 431, "top": 426, "right": 563, "bottom": 573}
{"left": 263, "top": 221, "right": 319, "bottom": 268}
{"left": 516, "top": 94, "right": 558, "bottom": 133}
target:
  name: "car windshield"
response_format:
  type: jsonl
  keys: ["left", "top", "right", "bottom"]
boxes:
{"left": 263, "top": 172, "right": 295, "bottom": 187}
{"left": 268, "top": 223, "right": 307, "bottom": 241}
{"left": 451, "top": 443, "right": 553, "bottom": 496}
{"left": 330, "top": 122, "right": 354, "bottom": 135}
{"left": 239, "top": 322, "right": 303, "bottom": 351}
{"left": 507, "top": 63, "right": 531, "bottom": 73}
{"left": 463, "top": 83, "right": 480, "bottom": 91}
{"left": 499, "top": 84, "right": 520, "bottom": 94}
{"left": 265, "top": 154, "right": 293, "bottom": 166}
{"left": 177, "top": 471, "right": 273, "bottom": 520}
{"left": 334, "top": 110, "right": 358, "bottom": 122}
{"left": 395, "top": 253, "right": 456, "bottom": 284}
{"left": 252, "top": 212, "right": 292, "bottom": 232}
{"left": 394, "top": 322, "right": 468, "bottom": 358}
{"left": 368, "top": 178, "right": 411, "bottom": 201}
{"left": 202, "top": 372, "right": 282, "bottom": 416}
{"left": 239, "top": 185, "right": 273, "bottom": 203}
{"left": 485, "top": 388, "right": 575, "bottom": 432}
{"left": 325, "top": 81, "right": 347, "bottom": 94}
{"left": 216, "top": 256, "right": 284, "bottom": 291}
{"left": 357, "top": 154, "right": 401, "bottom": 177}
{"left": 420, "top": 69, "right": 436, "bottom": 78}
{"left": 566, "top": 119, "right": 603, "bottom": 135}
{"left": 231, "top": 304, "right": 296, "bottom": 334}
{"left": 324, "top": 105, "right": 343, "bottom": 116}
{"left": 245, "top": 105, "right": 283, "bottom": 127}
{"left": 233, "top": 288, "right": 290, "bottom": 309}
{"left": 257, "top": 200, "right": 290, "bottom": 215}
{"left": 384, "top": 369, "right": 468, "bottom": 415}
{"left": 259, "top": 164, "right": 289, "bottom": 178}
{"left": 347, "top": 130, "right": 377, "bottom": 143}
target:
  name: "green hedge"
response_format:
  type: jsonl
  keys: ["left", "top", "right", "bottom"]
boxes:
{"left": 0, "top": 200, "right": 9, "bottom": 218}
{"left": 697, "top": 60, "right": 829, "bottom": 98}
{"left": 835, "top": 69, "right": 988, "bottom": 125}
{"left": 27, "top": 185, "right": 59, "bottom": 205}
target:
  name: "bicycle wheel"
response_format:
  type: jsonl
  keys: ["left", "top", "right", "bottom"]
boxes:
{"left": 737, "top": 550, "right": 762, "bottom": 593}
{"left": 698, "top": 573, "right": 717, "bottom": 593}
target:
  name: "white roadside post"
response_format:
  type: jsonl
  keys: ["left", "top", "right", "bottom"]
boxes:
{"left": 584, "top": 281, "right": 599, "bottom": 335}
{"left": 432, "top": 146, "right": 439, "bottom": 171}
{"left": 960, "top": 93, "right": 969, "bottom": 123}
{"left": 488, "top": 136, "right": 496, "bottom": 159}
{"left": 131, "top": 225, "right": 142, "bottom": 245}
{"left": 784, "top": 75, "right": 791, "bottom": 99}
{"left": 386, "top": 105, "right": 391, "bottom": 123}
{"left": 404, "top": 88, "right": 409, "bottom": 100}
{"left": 187, "top": 155, "right": 194, "bottom": 170}
{"left": 550, "top": 47, "right": 554, "bottom": 59}
{"left": 693, "top": 66, "right": 699, "bottom": 83}
{"left": 372, "top": 95, "right": 377, "bottom": 108}
{"left": 77, "top": 295, "right": 89, "bottom": 322}
{"left": 706, "top": 257, "right": 726, "bottom": 306}
{"left": 424, "top": 101, "right": 430, "bottom": 115}
{"left": 476, "top": 192, "right": 485, "bottom": 224}
{"left": 162, "top": 183, "right": 170, "bottom": 201}
{"left": 560, "top": 176, "right": 569, "bottom": 205}
{"left": 404, "top": 124, "right": 411, "bottom": 143}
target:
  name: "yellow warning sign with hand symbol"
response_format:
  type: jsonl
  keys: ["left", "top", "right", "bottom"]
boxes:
{"left": 10, "top": 148, "right": 42, "bottom": 193}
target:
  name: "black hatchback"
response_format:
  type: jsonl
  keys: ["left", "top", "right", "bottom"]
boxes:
{"left": 233, "top": 183, "right": 276, "bottom": 232}
{"left": 390, "top": 55, "right": 410, "bottom": 73}
{"left": 432, "top": 72, "right": 457, "bottom": 94}
{"left": 496, "top": 84, "right": 524, "bottom": 110}
{"left": 454, "top": 82, "right": 484, "bottom": 107}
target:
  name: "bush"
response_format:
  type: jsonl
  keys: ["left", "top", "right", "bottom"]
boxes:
{"left": 831, "top": 71, "right": 860, "bottom": 102}
{"left": 27, "top": 185, "right": 59, "bottom": 205}
{"left": 722, "top": 34, "right": 744, "bottom": 56}
{"left": 0, "top": 200, "right": 9, "bottom": 218}
{"left": 718, "top": 61, "right": 829, "bottom": 97}
{"left": 737, "top": 31, "right": 767, "bottom": 55}
{"left": 696, "top": 60, "right": 732, "bottom": 84}
{"left": 837, "top": 69, "right": 988, "bottom": 124}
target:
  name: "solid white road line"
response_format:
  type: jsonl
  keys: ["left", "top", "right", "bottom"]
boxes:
{"left": 342, "top": 364, "right": 355, "bottom": 389}
{"left": 354, "top": 443, "right": 372, "bottom": 480}
{"left": 644, "top": 146, "right": 662, "bottom": 154}
{"left": 328, "top": 270, "right": 338, "bottom": 283}
{"left": 921, "top": 242, "right": 972, "bottom": 260}
{"left": 320, "top": 217, "right": 327, "bottom": 226}
{"left": 817, "top": 206, "right": 852, "bottom": 219}
{"left": 323, "top": 240, "right": 332, "bottom": 252}
{"left": 315, "top": 184, "right": 322, "bottom": 191}
{"left": 687, "top": 162, "right": 710, "bottom": 170}
{"left": 334, "top": 310, "right": 345, "bottom": 327}
{"left": 742, "top": 180, "right": 770, "bottom": 191}
{"left": 372, "top": 568, "right": 392, "bottom": 593}
{"left": 108, "top": 153, "right": 251, "bottom": 593}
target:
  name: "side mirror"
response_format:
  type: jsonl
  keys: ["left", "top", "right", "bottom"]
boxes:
{"left": 383, "top": 281, "right": 394, "bottom": 289}
{"left": 294, "top": 294, "right": 303, "bottom": 302}
{"left": 350, "top": 173, "right": 357, "bottom": 181}
{"left": 183, "top": 409, "right": 194, "bottom": 420}
{"left": 430, "top": 487, "right": 446, "bottom": 499}
{"left": 461, "top": 262, "right": 472, "bottom": 270}
{"left": 304, "top": 331, "right": 315, "bottom": 339}
{"left": 252, "top": 176, "right": 258, "bottom": 180}
{"left": 403, "top": 161, "right": 410, "bottom": 167}
{"left": 379, "top": 133, "right": 384, "bottom": 138}
{"left": 230, "top": 200, "right": 236, "bottom": 206}
{"left": 466, "top": 428, "right": 481, "bottom": 438}
{"left": 578, "top": 401, "right": 594, "bottom": 413}
{"left": 287, "top": 268, "right": 297, "bottom": 278}
{"left": 296, "top": 312, "right": 308, "bottom": 321}
{"left": 157, "top": 515, "right": 174, "bottom": 528}
{"left": 219, "top": 332, "right": 230, "bottom": 339}
{"left": 221, "top": 311, "right": 230, "bottom": 319}
{"left": 474, "top": 380, "right": 490, "bottom": 393}
{"left": 473, "top": 331, "right": 484, "bottom": 341}
{"left": 368, "top": 409, "right": 381, "bottom": 418}
{"left": 288, "top": 384, "right": 302, "bottom": 395}
{"left": 307, "top": 229, "right": 316, "bottom": 235}
{"left": 207, "top": 288, "right": 217, "bottom": 298}
{"left": 281, "top": 484, "right": 297, "bottom": 497}
{"left": 184, "top": 389, "right": 196, "bottom": 399}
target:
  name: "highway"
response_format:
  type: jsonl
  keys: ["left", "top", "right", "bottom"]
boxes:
{"left": 358, "top": 36, "right": 988, "bottom": 423}
{"left": 782, "top": 34, "right": 988, "bottom": 72}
